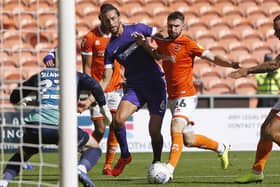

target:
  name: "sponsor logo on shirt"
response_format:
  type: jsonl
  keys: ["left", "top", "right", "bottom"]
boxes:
{"left": 95, "top": 40, "right": 100, "bottom": 45}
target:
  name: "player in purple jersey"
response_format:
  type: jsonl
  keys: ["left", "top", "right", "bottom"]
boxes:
{"left": 98, "top": 3, "right": 167, "bottom": 177}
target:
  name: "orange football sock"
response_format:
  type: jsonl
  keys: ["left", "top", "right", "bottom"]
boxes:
{"left": 168, "top": 132, "right": 183, "bottom": 168}
{"left": 104, "top": 128, "right": 118, "bottom": 169}
{"left": 192, "top": 134, "right": 218, "bottom": 151}
{"left": 252, "top": 140, "right": 272, "bottom": 172}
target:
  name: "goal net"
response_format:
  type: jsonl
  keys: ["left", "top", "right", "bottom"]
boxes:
{"left": 1, "top": 0, "right": 77, "bottom": 186}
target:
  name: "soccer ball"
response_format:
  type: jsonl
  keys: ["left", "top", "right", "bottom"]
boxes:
{"left": 147, "top": 163, "right": 170, "bottom": 184}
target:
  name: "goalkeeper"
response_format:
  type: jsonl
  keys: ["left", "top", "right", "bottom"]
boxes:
{"left": 0, "top": 49, "right": 111, "bottom": 187}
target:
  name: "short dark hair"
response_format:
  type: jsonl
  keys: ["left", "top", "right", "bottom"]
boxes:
{"left": 100, "top": 3, "right": 120, "bottom": 17}
{"left": 274, "top": 15, "right": 280, "bottom": 23}
{"left": 167, "top": 11, "right": 184, "bottom": 22}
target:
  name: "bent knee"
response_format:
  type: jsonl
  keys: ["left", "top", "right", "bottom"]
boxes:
{"left": 183, "top": 131, "right": 195, "bottom": 147}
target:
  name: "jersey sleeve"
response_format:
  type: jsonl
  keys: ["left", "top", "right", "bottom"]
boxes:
{"left": 188, "top": 38, "right": 205, "bottom": 57}
{"left": 104, "top": 48, "right": 114, "bottom": 69}
{"left": 81, "top": 31, "right": 94, "bottom": 56}
{"left": 78, "top": 72, "right": 106, "bottom": 106}
{"left": 135, "top": 23, "right": 156, "bottom": 37}
{"left": 10, "top": 74, "right": 38, "bottom": 104}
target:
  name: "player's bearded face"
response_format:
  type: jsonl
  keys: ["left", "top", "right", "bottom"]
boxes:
{"left": 167, "top": 19, "right": 184, "bottom": 39}
{"left": 274, "top": 20, "right": 280, "bottom": 40}
{"left": 102, "top": 10, "right": 121, "bottom": 36}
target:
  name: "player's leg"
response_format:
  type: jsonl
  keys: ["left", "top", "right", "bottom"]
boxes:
{"left": 90, "top": 105, "right": 106, "bottom": 142}
{"left": 103, "top": 124, "right": 118, "bottom": 175}
{"left": 166, "top": 97, "right": 196, "bottom": 176}
{"left": 78, "top": 128, "right": 101, "bottom": 187}
{"left": 148, "top": 114, "right": 164, "bottom": 163}
{"left": 235, "top": 109, "right": 279, "bottom": 184}
{"left": 111, "top": 100, "right": 136, "bottom": 176}
{"left": 103, "top": 91, "right": 121, "bottom": 175}
{"left": 3, "top": 124, "right": 59, "bottom": 181}
{"left": 146, "top": 77, "right": 167, "bottom": 165}
{"left": 184, "top": 131, "right": 230, "bottom": 169}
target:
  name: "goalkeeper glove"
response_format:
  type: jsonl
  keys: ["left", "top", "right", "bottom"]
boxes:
{"left": 100, "top": 105, "right": 112, "bottom": 125}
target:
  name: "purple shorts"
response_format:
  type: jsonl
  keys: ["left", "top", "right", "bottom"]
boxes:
{"left": 122, "top": 78, "right": 167, "bottom": 116}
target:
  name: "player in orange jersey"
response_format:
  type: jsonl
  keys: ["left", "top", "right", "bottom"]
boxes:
{"left": 230, "top": 15, "right": 280, "bottom": 184}
{"left": 133, "top": 11, "right": 240, "bottom": 180}
{"left": 81, "top": 6, "right": 124, "bottom": 176}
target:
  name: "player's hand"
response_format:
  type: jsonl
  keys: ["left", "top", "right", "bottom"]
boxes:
{"left": 228, "top": 68, "right": 249, "bottom": 79}
{"left": 132, "top": 32, "right": 145, "bottom": 45}
{"left": 77, "top": 99, "right": 92, "bottom": 113}
{"left": 231, "top": 62, "right": 240, "bottom": 69}
{"left": 44, "top": 60, "right": 55, "bottom": 68}
{"left": 43, "top": 54, "right": 56, "bottom": 67}
{"left": 18, "top": 97, "right": 33, "bottom": 106}
{"left": 100, "top": 105, "right": 112, "bottom": 125}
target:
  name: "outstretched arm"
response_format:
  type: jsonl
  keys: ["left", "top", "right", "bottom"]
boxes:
{"left": 230, "top": 60, "right": 280, "bottom": 79}
{"left": 201, "top": 50, "right": 240, "bottom": 69}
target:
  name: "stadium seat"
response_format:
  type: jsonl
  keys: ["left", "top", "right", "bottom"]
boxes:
{"left": 23, "top": 31, "right": 50, "bottom": 47}
{"left": 77, "top": 20, "right": 91, "bottom": 33}
{"left": 243, "top": 5, "right": 266, "bottom": 17}
{"left": 246, "top": 40, "right": 273, "bottom": 54}
{"left": 197, "top": 66, "right": 223, "bottom": 80}
{"left": 22, "top": 67, "right": 42, "bottom": 79}
{"left": 35, "top": 43, "right": 55, "bottom": 53}
{"left": 130, "top": 14, "right": 154, "bottom": 26}
{"left": 266, "top": 37, "right": 280, "bottom": 54}
{"left": 186, "top": 17, "right": 208, "bottom": 35}
{"left": 1, "top": 13, "right": 17, "bottom": 29}
{"left": 262, "top": 27, "right": 275, "bottom": 40}
{"left": 207, "top": 42, "right": 228, "bottom": 56}
{"left": 218, "top": 3, "right": 243, "bottom": 17}
{"left": 196, "top": 3, "right": 220, "bottom": 17}
{"left": 250, "top": 50, "right": 273, "bottom": 65}
{"left": 119, "top": 2, "right": 143, "bottom": 17}
{"left": 196, "top": 37, "right": 217, "bottom": 50}
{"left": 264, "top": 5, "right": 280, "bottom": 17}
{"left": 143, "top": 2, "right": 169, "bottom": 17}
{"left": 215, "top": 28, "right": 239, "bottom": 42}
{"left": 193, "top": 59, "right": 211, "bottom": 78}
{"left": 192, "top": 29, "right": 216, "bottom": 42}
{"left": 228, "top": 40, "right": 249, "bottom": 52}
{"left": 3, "top": 31, "right": 23, "bottom": 50}
{"left": 96, "top": 0, "right": 122, "bottom": 6}
{"left": 76, "top": 2, "right": 96, "bottom": 17}
{"left": 1, "top": 67, "right": 26, "bottom": 81}
{"left": 235, "top": 0, "right": 263, "bottom": 5}
{"left": 229, "top": 17, "right": 254, "bottom": 31}
{"left": 254, "top": 17, "right": 273, "bottom": 30}
{"left": 169, "top": 2, "right": 198, "bottom": 17}
{"left": 228, "top": 49, "right": 250, "bottom": 62}
{"left": 86, "top": 14, "right": 101, "bottom": 28}
{"left": 238, "top": 54, "right": 260, "bottom": 67}
{"left": 203, "top": 78, "right": 233, "bottom": 94}
{"left": 233, "top": 76, "right": 257, "bottom": 95}
{"left": 1, "top": 52, "right": 18, "bottom": 67}
{"left": 238, "top": 27, "right": 264, "bottom": 41}
{"left": 207, "top": 17, "right": 231, "bottom": 32}
{"left": 38, "top": 12, "right": 57, "bottom": 30}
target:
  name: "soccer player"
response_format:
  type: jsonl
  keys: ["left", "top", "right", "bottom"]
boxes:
{"left": 80, "top": 7, "right": 124, "bottom": 175}
{"left": 99, "top": 3, "right": 167, "bottom": 176}
{"left": 0, "top": 51, "right": 111, "bottom": 187}
{"left": 230, "top": 15, "right": 280, "bottom": 184}
{"left": 133, "top": 11, "right": 240, "bottom": 179}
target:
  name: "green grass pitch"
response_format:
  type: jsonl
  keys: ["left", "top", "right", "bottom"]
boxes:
{"left": 2, "top": 151, "right": 280, "bottom": 187}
